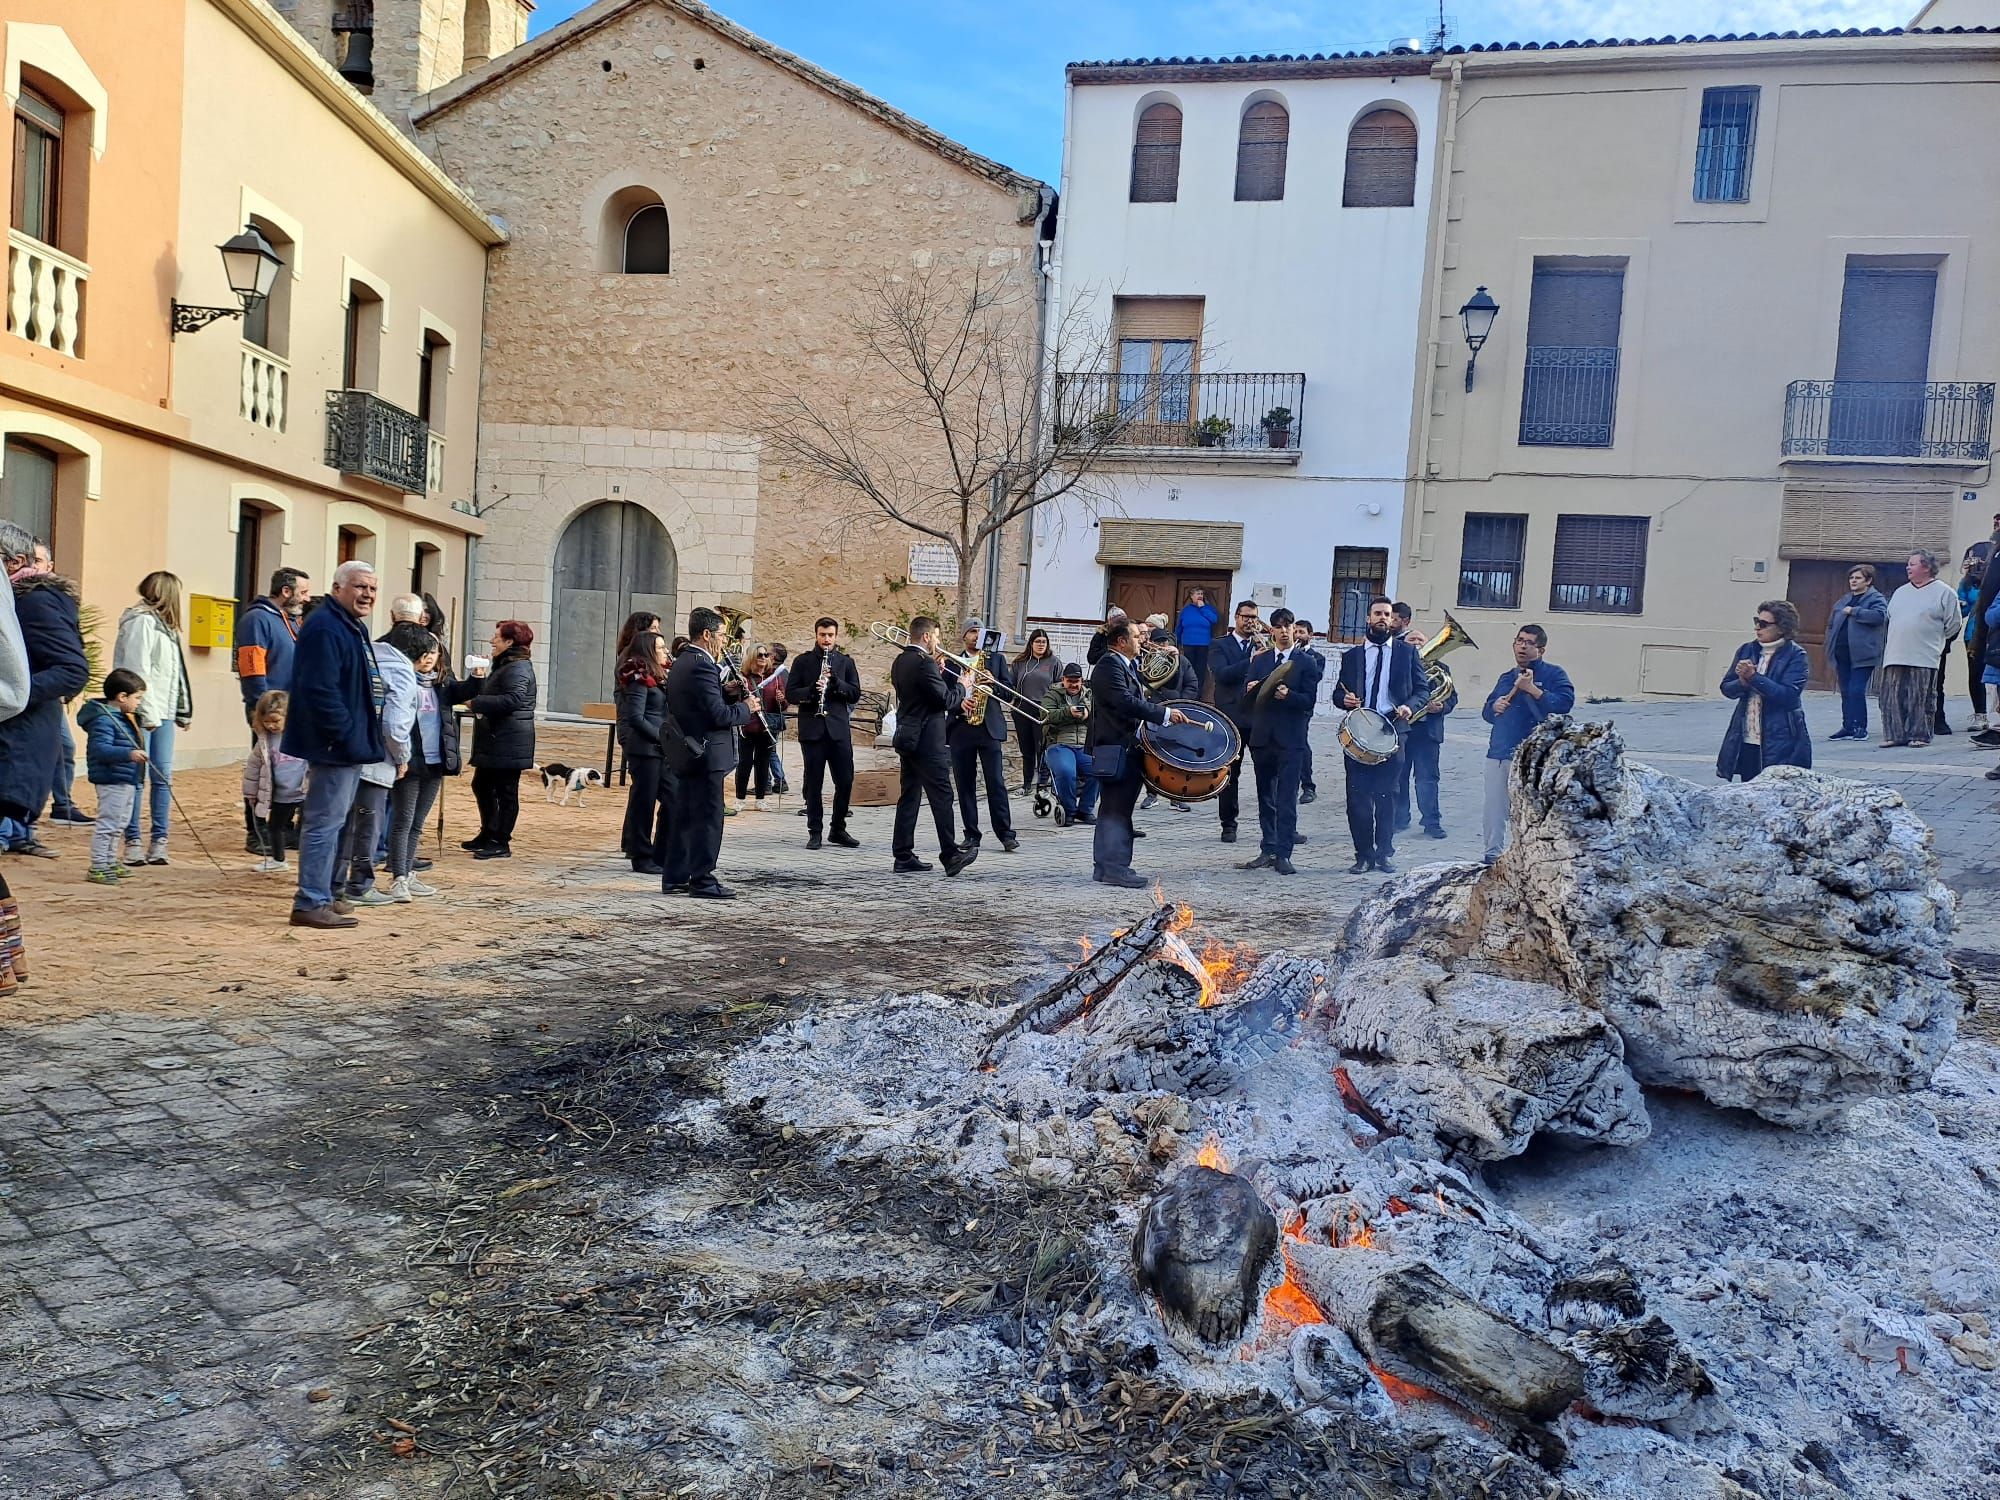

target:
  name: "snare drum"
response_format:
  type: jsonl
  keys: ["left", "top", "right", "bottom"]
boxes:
{"left": 1338, "top": 708, "right": 1400, "bottom": 766}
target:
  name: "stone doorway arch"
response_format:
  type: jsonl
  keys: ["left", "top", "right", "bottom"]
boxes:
{"left": 549, "top": 501, "right": 678, "bottom": 715}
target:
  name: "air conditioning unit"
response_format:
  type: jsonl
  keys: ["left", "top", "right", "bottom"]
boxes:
{"left": 1252, "top": 583, "right": 1287, "bottom": 609}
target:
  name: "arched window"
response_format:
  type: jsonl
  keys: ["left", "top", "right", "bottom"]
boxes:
{"left": 623, "top": 204, "right": 670, "bottom": 274}
{"left": 1343, "top": 109, "right": 1418, "bottom": 208}
{"left": 1129, "top": 102, "right": 1182, "bottom": 203}
{"left": 1234, "top": 99, "right": 1289, "bottom": 202}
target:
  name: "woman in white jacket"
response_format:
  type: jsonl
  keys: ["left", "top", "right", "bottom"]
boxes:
{"left": 336, "top": 622, "right": 423, "bottom": 907}
{"left": 111, "top": 572, "right": 193, "bottom": 864}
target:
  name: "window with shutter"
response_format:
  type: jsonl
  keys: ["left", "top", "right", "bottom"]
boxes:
{"left": 1693, "top": 86, "right": 1758, "bottom": 203}
{"left": 0, "top": 439, "right": 57, "bottom": 548}
{"left": 11, "top": 86, "right": 64, "bottom": 249}
{"left": 1457, "top": 514, "right": 1527, "bottom": 609}
{"left": 1111, "top": 297, "right": 1203, "bottom": 437}
{"left": 1130, "top": 103, "right": 1182, "bottom": 203}
{"left": 1342, "top": 109, "right": 1417, "bottom": 208}
{"left": 1234, "top": 100, "right": 1289, "bottom": 202}
{"left": 1550, "top": 515, "right": 1648, "bottom": 614}
{"left": 1520, "top": 260, "right": 1626, "bottom": 447}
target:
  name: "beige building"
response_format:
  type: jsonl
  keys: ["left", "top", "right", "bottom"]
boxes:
{"left": 1, "top": 0, "right": 500, "bottom": 767}
{"left": 403, "top": 0, "right": 1046, "bottom": 714}
{"left": 1400, "top": 21, "right": 2000, "bottom": 704}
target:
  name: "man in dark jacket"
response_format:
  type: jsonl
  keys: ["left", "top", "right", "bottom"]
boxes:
{"left": 0, "top": 522, "right": 88, "bottom": 856}
{"left": 1334, "top": 599, "right": 1426, "bottom": 875}
{"left": 1207, "top": 599, "right": 1262, "bottom": 845}
{"left": 786, "top": 616, "right": 863, "bottom": 851}
{"left": 282, "top": 561, "right": 384, "bottom": 928}
{"left": 661, "top": 607, "right": 755, "bottom": 899}
{"left": 890, "top": 617, "right": 976, "bottom": 876}
{"left": 1241, "top": 608, "right": 1325, "bottom": 875}
{"left": 944, "top": 619, "right": 1017, "bottom": 851}
{"left": 1088, "top": 621, "right": 1189, "bottom": 888}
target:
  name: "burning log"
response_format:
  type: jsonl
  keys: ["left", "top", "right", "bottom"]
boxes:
{"left": 1326, "top": 957, "right": 1650, "bottom": 1160}
{"left": 1343, "top": 720, "right": 1966, "bottom": 1126}
{"left": 982, "top": 905, "right": 1178, "bottom": 1065}
{"left": 1131, "top": 1166, "right": 1277, "bottom": 1345}
{"left": 1071, "top": 950, "right": 1317, "bottom": 1097}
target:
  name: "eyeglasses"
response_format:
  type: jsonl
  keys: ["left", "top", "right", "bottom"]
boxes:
{"left": 1754, "top": 617, "right": 1779, "bottom": 628}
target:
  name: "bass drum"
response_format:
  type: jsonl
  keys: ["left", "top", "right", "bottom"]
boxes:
{"left": 1137, "top": 700, "right": 1242, "bottom": 802}
{"left": 1338, "top": 708, "right": 1400, "bottom": 766}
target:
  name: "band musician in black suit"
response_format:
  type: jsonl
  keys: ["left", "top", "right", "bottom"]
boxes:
{"left": 661, "top": 606, "right": 755, "bottom": 900}
{"left": 1240, "top": 607, "right": 1324, "bottom": 875}
{"left": 889, "top": 616, "right": 978, "bottom": 877}
{"left": 943, "top": 619, "right": 1018, "bottom": 852}
{"left": 1206, "top": 597, "right": 1263, "bottom": 844}
{"left": 1335, "top": 596, "right": 1430, "bottom": 875}
{"left": 1088, "top": 620, "right": 1190, "bottom": 889}
{"left": 785, "top": 616, "right": 863, "bottom": 851}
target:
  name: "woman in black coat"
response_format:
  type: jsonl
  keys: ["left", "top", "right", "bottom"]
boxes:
{"left": 444, "top": 620, "right": 538, "bottom": 858}
{"left": 1718, "top": 600, "right": 1812, "bottom": 782}
{"left": 615, "top": 630, "right": 672, "bottom": 874}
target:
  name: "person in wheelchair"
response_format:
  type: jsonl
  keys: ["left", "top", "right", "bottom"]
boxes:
{"left": 1038, "top": 662, "right": 1098, "bottom": 827}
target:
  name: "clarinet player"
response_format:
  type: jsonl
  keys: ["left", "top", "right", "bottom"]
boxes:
{"left": 786, "top": 617, "right": 862, "bottom": 850}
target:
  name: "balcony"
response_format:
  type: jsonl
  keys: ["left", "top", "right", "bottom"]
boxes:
{"left": 1054, "top": 372, "right": 1305, "bottom": 463}
{"left": 1782, "top": 379, "right": 1994, "bottom": 464}
{"left": 324, "top": 388, "right": 428, "bottom": 494}
{"left": 241, "top": 347, "right": 289, "bottom": 433}
{"left": 1519, "top": 345, "right": 1619, "bottom": 448}
{"left": 426, "top": 430, "right": 446, "bottom": 496}
{"left": 6, "top": 228, "right": 87, "bottom": 357}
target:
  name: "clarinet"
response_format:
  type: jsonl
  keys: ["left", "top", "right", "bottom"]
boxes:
{"left": 812, "top": 647, "right": 836, "bottom": 717}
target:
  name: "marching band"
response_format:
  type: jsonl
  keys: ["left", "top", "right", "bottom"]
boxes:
{"left": 643, "top": 597, "right": 1472, "bottom": 895}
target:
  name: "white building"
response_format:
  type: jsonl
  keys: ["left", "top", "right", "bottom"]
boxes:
{"left": 1030, "top": 50, "right": 1440, "bottom": 660}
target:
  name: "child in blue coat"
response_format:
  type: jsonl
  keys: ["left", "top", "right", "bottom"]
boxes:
{"left": 78, "top": 669, "right": 148, "bottom": 883}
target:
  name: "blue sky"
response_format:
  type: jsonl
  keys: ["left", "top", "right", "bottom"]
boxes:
{"left": 528, "top": 1, "right": 1913, "bottom": 180}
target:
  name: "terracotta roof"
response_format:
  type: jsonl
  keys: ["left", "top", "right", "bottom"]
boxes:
{"left": 1069, "top": 26, "right": 2000, "bottom": 76}
{"left": 416, "top": 0, "right": 1044, "bottom": 206}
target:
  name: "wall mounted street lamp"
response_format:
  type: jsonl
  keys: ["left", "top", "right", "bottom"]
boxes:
{"left": 170, "top": 225, "right": 282, "bottom": 338}
{"left": 1459, "top": 285, "right": 1500, "bottom": 392}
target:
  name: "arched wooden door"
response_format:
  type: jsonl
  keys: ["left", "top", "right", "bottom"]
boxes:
{"left": 549, "top": 502, "right": 677, "bottom": 716}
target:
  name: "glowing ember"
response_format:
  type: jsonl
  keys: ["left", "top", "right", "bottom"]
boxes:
{"left": 1369, "top": 1364, "right": 1447, "bottom": 1406}
{"left": 1333, "top": 1215, "right": 1379, "bottom": 1251}
{"left": 1260, "top": 1270, "right": 1327, "bottom": 1336}
{"left": 1193, "top": 1134, "right": 1230, "bottom": 1171}
{"left": 1385, "top": 1196, "right": 1413, "bottom": 1216}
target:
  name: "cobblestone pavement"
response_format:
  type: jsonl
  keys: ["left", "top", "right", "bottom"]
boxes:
{"left": 1, "top": 692, "right": 1994, "bottom": 1497}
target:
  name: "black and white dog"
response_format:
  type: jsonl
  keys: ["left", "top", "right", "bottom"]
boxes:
{"left": 536, "top": 763, "right": 606, "bottom": 807}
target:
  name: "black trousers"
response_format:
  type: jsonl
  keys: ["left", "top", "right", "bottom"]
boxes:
{"left": 951, "top": 737, "right": 1014, "bottom": 841}
{"left": 1936, "top": 645, "right": 1953, "bottom": 732}
{"left": 1300, "top": 743, "right": 1316, "bottom": 795}
{"left": 1093, "top": 759, "right": 1143, "bottom": 876}
{"left": 1727, "top": 743, "right": 1765, "bottom": 782}
{"left": 1012, "top": 717, "right": 1046, "bottom": 788}
{"left": 735, "top": 735, "right": 773, "bottom": 800}
{"left": 471, "top": 767, "right": 521, "bottom": 846}
{"left": 1343, "top": 754, "right": 1397, "bottom": 864}
{"left": 1251, "top": 743, "right": 1302, "bottom": 858}
{"left": 1217, "top": 721, "right": 1248, "bottom": 831}
{"left": 800, "top": 734, "right": 854, "bottom": 833}
{"left": 623, "top": 757, "right": 663, "bottom": 859}
{"left": 664, "top": 767, "right": 727, "bottom": 887}
{"left": 894, "top": 746, "right": 959, "bottom": 860}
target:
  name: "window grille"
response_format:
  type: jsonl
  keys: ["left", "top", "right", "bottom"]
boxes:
{"left": 1550, "top": 515, "right": 1648, "bottom": 615}
{"left": 1693, "top": 86, "right": 1758, "bottom": 203}
{"left": 1234, "top": 101, "right": 1289, "bottom": 202}
{"left": 1330, "top": 547, "right": 1388, "bottom": 643}
{"left": 1457, "top": 514, "right": 1527, "bottom": 610}
{"left": 1130, "top": 103, "right": 1182, "bottom": 203}
{"left": 1520, "top": 262, "right": 1625, "bottom": 447}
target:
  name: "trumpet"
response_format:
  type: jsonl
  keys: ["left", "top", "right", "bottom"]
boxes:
{"left": 868, "top": 621, "right": 1046, "bottom": 717}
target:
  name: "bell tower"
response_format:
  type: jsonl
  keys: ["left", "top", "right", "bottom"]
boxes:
{"left": 272, "top": 0, "right": 535, "bottom": 132}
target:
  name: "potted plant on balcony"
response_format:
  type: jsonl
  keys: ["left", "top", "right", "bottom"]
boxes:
{"left": 1261, "top": 406, "right": 1294, "bottom": 449}
{"left": 1193, "top": 415, "right": 1233, "bottom": 448}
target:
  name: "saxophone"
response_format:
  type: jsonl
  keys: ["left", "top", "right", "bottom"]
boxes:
{"left": 959, "top": 649, "right": 994, "bottom": 724}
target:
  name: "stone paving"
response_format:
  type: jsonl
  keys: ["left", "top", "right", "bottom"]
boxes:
{"left": 1, "top": 691, "right": 1995, "bottom": 1497}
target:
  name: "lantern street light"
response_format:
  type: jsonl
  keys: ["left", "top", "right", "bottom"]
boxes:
{"left": 171, "top": 225, "right": 283, "bottom": 338}
{"left": 1459, "top": 285, "right": 1500, "bottom": 392}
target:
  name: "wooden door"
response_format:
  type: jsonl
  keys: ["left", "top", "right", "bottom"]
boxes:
{"left": 1789, "top": 559, "right": 1909, "bottom": 689}
{"left": 1105, "top": 567, "right": 1231, "bottom": 634}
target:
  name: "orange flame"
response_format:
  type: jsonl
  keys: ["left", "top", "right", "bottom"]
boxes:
{"left": 1369, "top": 1364, "right": 1446, "bottom": 1405}
{"left": 1195, "top": 936, "right": 1257, "bottom": 1005}
{"left": 1193, "top": 1134, "right": 1230, "bottom": 1172}
{"left": 1076, "top": 934, "right": 1094, "bottom": 961}
{"left": 1334, "top": 1216, "right": 1378, "bottom": 1251}
{"left": 1257, "top": 1237, "right": 1328, "bottom": 1341}
{"left": 1384, "top": 1196, "right": 1413, "bottom": 1216}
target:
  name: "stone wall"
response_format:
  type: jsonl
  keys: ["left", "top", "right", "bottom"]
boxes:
{"left": 414, "top": 0, "right": 1043, "bottom": 667}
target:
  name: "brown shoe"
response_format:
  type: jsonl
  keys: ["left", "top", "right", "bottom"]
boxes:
{"left": 331, "top": 898, "right": 356, "bottom": 916}
{"left": 290, "top": 905, "right": 359, "bottom": 929}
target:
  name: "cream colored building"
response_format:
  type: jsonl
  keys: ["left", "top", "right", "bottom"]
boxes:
{"left": 1400, "top": 21, "right": 2000, "bottom": 704}
{"left": 1, "top": 0, "right": 500, "bottom": 767}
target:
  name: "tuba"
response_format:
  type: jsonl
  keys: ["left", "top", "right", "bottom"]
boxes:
{"left": 1410, "top": 610, "right": 1478, "bottom": 722}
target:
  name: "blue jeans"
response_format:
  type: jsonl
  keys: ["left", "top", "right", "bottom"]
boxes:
{"left": 1838, "top": 657, "right": 1874, "bottom": 736}
{"left": 1044, "top": 744, "right": 1100, "bottom": 818}
{"left": 124, "top": 722, "right": 175, "bottom": 845}
{"left": 294, "top": 763, "right": 363, "bottom": 911}
{"left": 50, "top": 716, "right": 78, "bottom": 813}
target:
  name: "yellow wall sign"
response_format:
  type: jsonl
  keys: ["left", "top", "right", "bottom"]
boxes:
{"left": 186, "top": 594, "right": 236, "bottom": 651}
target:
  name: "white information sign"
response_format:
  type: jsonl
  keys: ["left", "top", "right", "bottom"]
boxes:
{"left": 908, "top": 543, "right": 960, "bottom": 586}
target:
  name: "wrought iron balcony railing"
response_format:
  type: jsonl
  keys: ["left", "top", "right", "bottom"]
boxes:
{"left": 1054, "top": 372, "right": 1305, "bottom": 455}
{"left": 1519, "top": 345, "right": 1620, "bottom": 447}
{"left": 1782, "top": 379, "right": 1994, "bottom": 462}
{"left": 324, "top": 388, "right": 428, "bottom": 493}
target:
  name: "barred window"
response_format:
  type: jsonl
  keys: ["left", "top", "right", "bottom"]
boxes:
{"left": 1458, "top": 514, "right": 1527, "bottom": 610}
{"left": 1330, "top": 547, "right": 1388, "bottom": 643}
{"left": 1520, "top": 261, "right": 1625, "bottom": 447}
{"left": 1550, "top": 515, "right": 1648, "bottom": 615}
{"left": 1693, "top": 86, "right": 1758, "bottom": 204}
{"left": 1130, "top": 102, "right": 1182, "bottom": 203}
{"left": 1234, "top": 100, "right": 1289, "bottom": 202}
{"left": 1342, "top": 109, "right": 1417, "bottom": 208}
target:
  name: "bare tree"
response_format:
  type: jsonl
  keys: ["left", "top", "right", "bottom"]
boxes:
{"left": 757, "top": 263, "right": 1144, "bottom": 624}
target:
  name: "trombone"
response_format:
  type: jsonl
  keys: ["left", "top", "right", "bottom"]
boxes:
{"left": 869, "top": 621, "right": 1048, "bottom": 717}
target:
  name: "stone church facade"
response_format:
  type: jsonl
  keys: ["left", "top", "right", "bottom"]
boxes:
{"left": 284, "top": 0, "right": 1047, "bottom": 715}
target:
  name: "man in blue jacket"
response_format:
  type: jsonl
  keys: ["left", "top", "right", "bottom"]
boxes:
{"left": 1241, "top": 607, "right": 1324, "bottom": 875}
{"left": 283, "top": 562, "right": 384, "bottom": 929}
{"left": 1480, "top": 623, "right": 1576, "bottom": 864}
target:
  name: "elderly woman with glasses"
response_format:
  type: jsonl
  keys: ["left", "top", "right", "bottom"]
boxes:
{"left": 1717, "top": 600, "right": 1811, "bottom": 782}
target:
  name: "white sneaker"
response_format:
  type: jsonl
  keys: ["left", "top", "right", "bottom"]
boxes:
{"left": 253, "top": 858, "right": 288, "bottom": 874}
{"left": 124, "top": 841, "right": 145, "bottom": 865}
{"left": 389, "top": 876, "right": 415, "bottom": 904}
{"left": 352, "top": 887, "right": 397, "bottom": 907}
{"left": 404, "top": 876, "right": 439, "bottom": 898}
{"left": 145, "top": 841, "right": 169, "bottom": 866}
{"left": 1976, "top": 714, "right": 1990, "bottom": 732}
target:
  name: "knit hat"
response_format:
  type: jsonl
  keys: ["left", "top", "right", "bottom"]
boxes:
{"left": 962, "top": 618, "right": 984, "bottom": 636}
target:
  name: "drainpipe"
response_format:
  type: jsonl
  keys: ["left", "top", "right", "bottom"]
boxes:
{"left": 1020, "top": 182, "right": 1060, "bottom": 641}
{"left": 1404, "top": 58, "right": 1464, "bottom": 594}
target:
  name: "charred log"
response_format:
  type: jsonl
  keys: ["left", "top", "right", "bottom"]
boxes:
{"left": 1132, "top": 1166, "right": 1277, "bottom": 1345}
{"left": 983, "top": 905, "right": 1177, "bottom": 1065}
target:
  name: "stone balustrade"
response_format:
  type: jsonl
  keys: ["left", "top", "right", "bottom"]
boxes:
{"left": 241, "top": 346, "right": 290, "bottom": 432}
{"left": 6, "top": 228, "right": 87, "bottom": 357}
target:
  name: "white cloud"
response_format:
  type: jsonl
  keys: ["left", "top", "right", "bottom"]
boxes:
{"left": 1483, "top": 0, "right": 1911, "bottom": 43}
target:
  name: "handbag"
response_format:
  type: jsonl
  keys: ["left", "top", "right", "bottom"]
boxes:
{"left": 658, "top": 709, "right": 707, "bottom": 768}
{"left": 1090, "top": 743, "right": 1127, "bottom": 781}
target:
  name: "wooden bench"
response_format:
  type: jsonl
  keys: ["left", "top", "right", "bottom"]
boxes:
{"left": 581, "top": 701, "right": 624, "bottom": 785}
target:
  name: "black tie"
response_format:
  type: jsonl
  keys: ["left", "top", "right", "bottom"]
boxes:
{"left": 1369, "top": 644, "right": 1385, "bottom": 711}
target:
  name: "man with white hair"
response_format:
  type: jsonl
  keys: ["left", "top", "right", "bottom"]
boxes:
{"left": 282, "top": 560, "right": 385, "bottom": 928}
{"left": 389, "top": 593, "right": 427, "bottom": 624}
